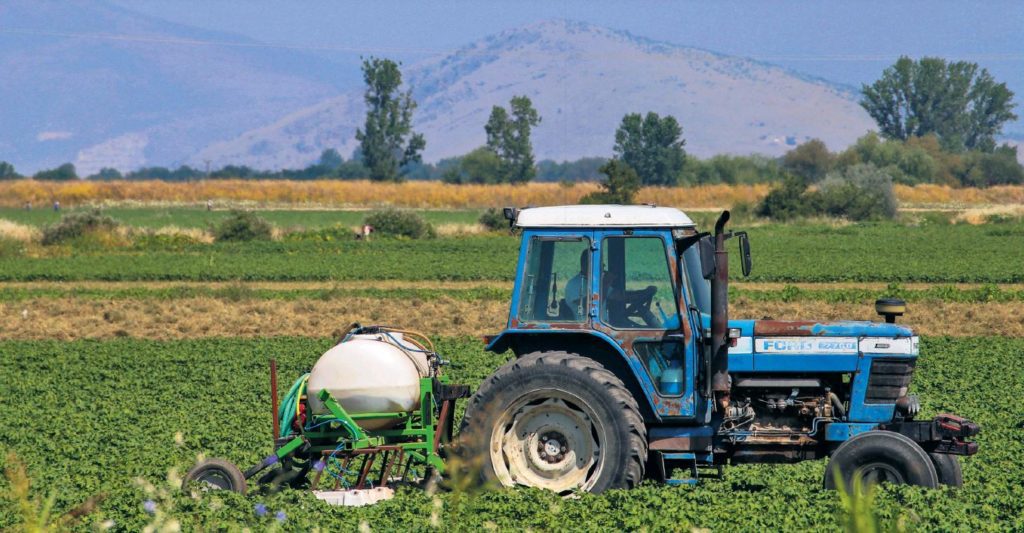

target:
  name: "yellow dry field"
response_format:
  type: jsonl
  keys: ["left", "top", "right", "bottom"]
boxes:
{"left": 5, "top": 179, "right": 1024, "bottom": 210}
{"left": 3, "top": 292, "right": 1022, "bottom": 341}
{"left": 0, "top": 179, "right": 768, "bottom": 209}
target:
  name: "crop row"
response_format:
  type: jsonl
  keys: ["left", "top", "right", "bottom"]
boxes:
{"left": 1, "top": 221, "right": 1023, "bottom": 283}
{"left": 0, "top": 336, "right": 1021, "bottom": 530}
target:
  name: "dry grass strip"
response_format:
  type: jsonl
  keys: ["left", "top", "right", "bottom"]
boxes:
{"left": 0, "top": 280, "right": 512, "bottom": 291}
{"left": 3, "top": 297, "right": 1022, "bottom": 341}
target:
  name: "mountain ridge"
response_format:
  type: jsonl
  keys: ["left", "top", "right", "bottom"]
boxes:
{"left": 0, "top": 0, "right": 354, "bottom": 174}
{"left": 196, "top": 19, "right": 877, "bottom": 169}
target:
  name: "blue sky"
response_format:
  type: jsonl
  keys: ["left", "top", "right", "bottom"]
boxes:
{"left": 111, "top": 1, "right": 1024, "bottom": 135}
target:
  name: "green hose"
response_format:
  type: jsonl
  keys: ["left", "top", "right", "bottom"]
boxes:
{"left": 278, "top": 373, "right": 310, "bottom": 438}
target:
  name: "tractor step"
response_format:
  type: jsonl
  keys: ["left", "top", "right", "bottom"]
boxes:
{"left": 656, "top": 451, "right": 721, "bottom": 486}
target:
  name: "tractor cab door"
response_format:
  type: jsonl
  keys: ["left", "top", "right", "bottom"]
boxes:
{"left": 592, "top": 230, "right": 697, "bottom": 419}
{"left": 513, "top": 230, "right": 595, "bottom": 327}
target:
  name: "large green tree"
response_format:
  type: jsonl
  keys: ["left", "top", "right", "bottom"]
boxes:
{"left": 861, "top": 56, "right": 1017, "bottom": 151}
{"left": 355, "top": 58, "right": 425, "bottom": 182}
{"left": 0, "top": 161, "right": 20, "bottom": 180}
{"left": 485, "top": 95, "right": 541, "bottom": 183}
{"left": 613, "top": 112, "right": 686, "bottom": 186}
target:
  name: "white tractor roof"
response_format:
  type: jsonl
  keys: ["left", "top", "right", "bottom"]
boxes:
{"left": 514, "top": 205, "right": 695, "bottom": 228}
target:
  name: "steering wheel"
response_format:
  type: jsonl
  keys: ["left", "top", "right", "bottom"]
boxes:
{"left": 624, "top": 285, "right": 658, "bottom": 326}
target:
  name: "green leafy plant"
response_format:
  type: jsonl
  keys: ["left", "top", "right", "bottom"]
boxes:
{"left": 0, "top": 336, "right": 1020, "bottom": 530}
{"left": 3, "top": 452, "right": 103, "bottom": 531}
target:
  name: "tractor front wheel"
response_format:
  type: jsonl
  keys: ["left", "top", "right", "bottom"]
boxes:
{"left": 459, "top": 351, "right": 647, "bottom": 495}
{"left": 929, "top": 452, "right": 963, "bottom": 487}
{"left": 823, "top": 431, "right": 938, "bottom": 492}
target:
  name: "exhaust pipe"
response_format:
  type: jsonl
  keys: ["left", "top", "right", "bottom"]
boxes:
{"left": 710, "top": 211, "right": 731, "bottom": 406}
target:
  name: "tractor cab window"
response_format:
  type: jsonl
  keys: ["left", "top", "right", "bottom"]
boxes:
{"left": 681, "top": 245, "right": 710, "bottom": 316}
{"left": 517, "top": 237, "right": 591, "bottom": 324}
{"left": 600, "top": 236, "right": 680, "bottom": 329}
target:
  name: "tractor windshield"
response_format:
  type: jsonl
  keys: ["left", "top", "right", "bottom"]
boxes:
{"left": 682, "top": 245, "right": 710, "bottom": 316}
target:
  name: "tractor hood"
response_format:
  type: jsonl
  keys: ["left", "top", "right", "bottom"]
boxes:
{"left": 727, "top": 319, "right": 919, "bottom": 372}
{"left": 750, "top": 319, "right": 914, "bottom": 338}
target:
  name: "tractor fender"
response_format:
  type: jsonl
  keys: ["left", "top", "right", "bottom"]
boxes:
{"left": 485, "top": 329, "right": 661, "bottom": 423}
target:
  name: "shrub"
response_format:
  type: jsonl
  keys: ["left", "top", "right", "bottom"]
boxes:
{"left": 960, "top": 146, "right": 1024, "bottom": 187}
{"left": 755, "top": 176, "right": 813, "bottom": 220}
{"left": 41, "top": 210, "right": 121, "bottom": 245}
{"left": 478, "top": 208, "right": 508, "bottom": 231}
{"left": 756, "top": 164, "right": 897, "bottom": 221}
{"left": 580, "top": 159, "right": 640, "bottom": 204}
{"left": 815, "top": 164, "right": 898, "bottom": 220}
{"left": 782, "top": 139, "right": 835, "bottom": 183}
{"left": 213, "top": 210, "right": 274, "bottom": 242}
{"left": 363, "top": 208, "right": 435, "bottom": 239}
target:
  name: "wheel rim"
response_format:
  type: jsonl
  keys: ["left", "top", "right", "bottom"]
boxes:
{"left": 195, "top": 469, "right": 234, "bottom": 491}
{"left": 489, "top": 389, "right": 606, "bottom": 495}
{"left": 856, "top": 462, "right": 906, "bottom": 487}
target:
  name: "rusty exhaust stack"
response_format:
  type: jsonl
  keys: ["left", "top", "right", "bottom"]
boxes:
{"left": 710, "top": 211, "right": 730, "bottom": 407}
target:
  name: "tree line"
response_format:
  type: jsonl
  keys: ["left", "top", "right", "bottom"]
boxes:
{"left": 1, "top": 55, "right": 1020, "bottom": 191}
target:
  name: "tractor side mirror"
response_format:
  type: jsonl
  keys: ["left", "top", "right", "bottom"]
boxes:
{"left": 699, "top": 236, "right": 716, "bottom": 280}
{"left": 735, "top": 232, "right": 752, "bottom": 277}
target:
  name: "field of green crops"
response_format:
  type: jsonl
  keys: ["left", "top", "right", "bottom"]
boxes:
{"left": 0, "top": 336, "right": 1020, "bottom": 531}
{"left": 3, "top": 220, "right": 1024, "bottom": 283}
{"left": 2, "top": 208, "right": 1023, "bottom": 530}
{"left": 0, "top": 206, "right": 481, "bottom": 229}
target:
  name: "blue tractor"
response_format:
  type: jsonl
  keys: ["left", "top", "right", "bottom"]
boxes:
{"left": 459, "top": 205, "right": 979, "bottom": 494}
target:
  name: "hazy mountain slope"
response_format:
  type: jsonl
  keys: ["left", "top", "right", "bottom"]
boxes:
{"left": 0, "top": 0, "right": 352, "bottom": 174}
{"left": 198, "top": 20, "right": 877, "bottom": 169}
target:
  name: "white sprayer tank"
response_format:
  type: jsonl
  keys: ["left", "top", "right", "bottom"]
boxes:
{"left": 306, "top": 332, "right": 431, "bottom": 430}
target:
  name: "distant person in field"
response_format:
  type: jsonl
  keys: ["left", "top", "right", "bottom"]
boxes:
{"left": 53, "top": 200, "right": 60, "bottom": 212}
{"left": 206, "top": 200, "right": 213, "bottom": 211}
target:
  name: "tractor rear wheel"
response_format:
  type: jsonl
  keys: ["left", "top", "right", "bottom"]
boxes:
{"left": 182, "top": 458, "right": 247, "bottom": 494}
{"left": 823, "top": 431, "right": 938, "bottom": 492}
{"left": 459, "top": 351, "right": 647, "bottom": 495}
{"left": 929, "top": 452, "right": 964, "bottom": 487}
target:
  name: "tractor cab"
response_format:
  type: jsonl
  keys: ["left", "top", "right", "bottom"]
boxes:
{"left": 489, "top": 205, "right": 745, "bottom": 420}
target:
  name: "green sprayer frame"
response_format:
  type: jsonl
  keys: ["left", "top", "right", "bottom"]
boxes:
{"left": 245, "top": 372, "right": 468, "bottom": 491}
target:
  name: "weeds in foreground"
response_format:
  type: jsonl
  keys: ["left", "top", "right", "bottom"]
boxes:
{"left": 2, "top": 451, "right": 104, "bottom": 532}
{"left": 834, "top": 467, "right": 912, "bottom": 533}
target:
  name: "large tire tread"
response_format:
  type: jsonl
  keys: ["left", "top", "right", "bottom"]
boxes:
{"left": 459, "top": 350, "right": 647, "bottom": 492}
